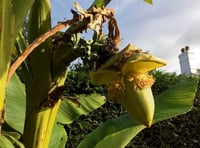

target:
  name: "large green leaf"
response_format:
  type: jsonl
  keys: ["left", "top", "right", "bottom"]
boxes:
{"left": 56, "top": 94, "right": 106, "bottom": 124}
{"left": 49, "top": 123, "right": 67, "bottom": 148}
{"left": 78, "top": 77, "right": 198, "bottom": 148}
{"left": 0, "top": 135, "right": 15, "bottom": 148}
{"left": 153, "top": 77, "right": 198, "bottom": 123}
{"left": 2, "top": 132, "right": 25, "bottom": 148}
{"left": 78, "top": 114, "right": 145, "bottom": 148}
{"left": 5, "top": 73, "right": 26, "bottom": 134}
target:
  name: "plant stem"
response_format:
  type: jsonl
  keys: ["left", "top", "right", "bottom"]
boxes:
{"left": 6, "top": 20, "right": 73, "bottom": 84}
{"left": 23, "top": 100, "right": 61, "bottom": 148}
{"left": 43, "top": 99, "right": 61, "bottom": 146}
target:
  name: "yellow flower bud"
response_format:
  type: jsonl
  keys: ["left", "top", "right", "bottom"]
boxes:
{"left": 121, "top": 84, "right": 154, "bottom": 127}
{"left": 107, "top": 73, "right": 155, "bottom": 127}
{"left": 89, "top": 44, "right": 167, "bottom": 127}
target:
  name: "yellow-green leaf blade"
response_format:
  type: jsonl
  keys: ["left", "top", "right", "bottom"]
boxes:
{"left": 5, "top": 73, "right": 26, "bottom": 134}
{"left": 144, "top": 0, "right": 153, "bottom": 4}
{"left": 56, "top": 94, "right": 106, "bottom": 124}
{"left": 0, "top": 135, "right": 15, "bottom": 148}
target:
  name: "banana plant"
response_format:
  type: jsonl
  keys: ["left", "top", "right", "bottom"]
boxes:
{"left": 0, "top": 0, "right": 199, "bottom": 147}
{"left": 0, "top": 0, "right": 110, "bottom": 147}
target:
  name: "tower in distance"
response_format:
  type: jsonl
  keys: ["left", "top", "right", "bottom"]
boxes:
{"left": 178, "top": 46, "right": 199, "bottom": 76}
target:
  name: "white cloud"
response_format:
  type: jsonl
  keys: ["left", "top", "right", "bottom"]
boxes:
{"left": 107, "top": 0, "right": 200, "bottom": 74}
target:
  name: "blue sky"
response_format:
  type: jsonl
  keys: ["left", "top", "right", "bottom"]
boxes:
{"left": 50, "top": 0, "right": 200, "bottom": 74}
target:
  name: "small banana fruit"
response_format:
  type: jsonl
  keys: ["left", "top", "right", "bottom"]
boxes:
{"left": 90, "top": 44, "right": 167, "bottom": 127}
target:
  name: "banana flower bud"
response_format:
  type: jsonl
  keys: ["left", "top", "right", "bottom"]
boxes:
{"left": 90, "top": 44, "right": 167, "bottom": 127}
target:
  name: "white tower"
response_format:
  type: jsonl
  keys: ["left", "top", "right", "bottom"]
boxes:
{"left": 178, "top": 46, "right": 198, "bottom": 76}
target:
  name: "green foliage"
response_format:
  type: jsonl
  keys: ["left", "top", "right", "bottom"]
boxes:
{"left": 56, "top": 94, "right": 106, "bottom": 125}
{"left": 1, "top": 0, "right": 199, "bottom": 147}
{"left": 0, "top": 0, "right": 34, "bottom": 116}
{"left": 150, "top": 70, "right": 184, "bottom": 96}
{"left": 1, "top": 0, "right": 112, "bottom": 146}
{"left": 4, "top": 73, "right": 106, "bottom": 147}
{"left": 65, "top": 101, "right": 125, "bottom": 148}
{"left": 65, "top": 63, "right": 106, "bottom": 95}
{"left": 22, "top": 1, "right": 55, "bottom": 147}
{"left": 0, "top": 135, "right": 15, "bottom": 148}
{"left": 49, "top": 124, "right": 67, "bottom": 148}
{"left": 5, "top": 73, "right": 26, "bottom": 133}
{"left": 65, "top": 67, "right": 199, "bottom": 147}
{"left": 1, "top": 132, "right": 25, "bottom": 148}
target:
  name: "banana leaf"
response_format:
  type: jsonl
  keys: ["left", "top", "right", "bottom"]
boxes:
{"left": 5, "top": 74, "right": 26, "bottom": 134}
{"left": 56, "top": 94, "right": 106, "bottom": 124}
{"left": 1, "top": 133, "right": 25, "bottom": 148}
{"left": 4, "top": 73, "right": 106, "bottom": 147}
{"left": 49, "top": 123, "right": 67, "bottom": 148}
{"left": 78, "top": 77, "right": 199, "bottom": 148}
{"left": 0, "top": 135, "right": 15, "bottom": 148}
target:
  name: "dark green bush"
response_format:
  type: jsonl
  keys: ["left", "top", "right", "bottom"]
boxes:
{"left": 150, "top": 70, "right": 183, "bottom": 96}
{"left": 65, "top": 63, "right": 105, "bottom": 95}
